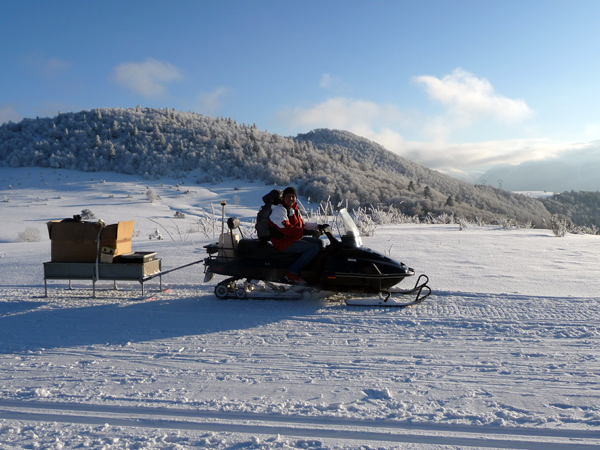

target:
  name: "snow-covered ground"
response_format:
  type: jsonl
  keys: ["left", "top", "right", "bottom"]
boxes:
{"left": 1, "top": 167, "right": 599, "bottom": 449}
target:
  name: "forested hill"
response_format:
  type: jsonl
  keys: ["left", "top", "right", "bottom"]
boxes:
{"left": 0, "top": 107, "right": 550, "bottom": 225}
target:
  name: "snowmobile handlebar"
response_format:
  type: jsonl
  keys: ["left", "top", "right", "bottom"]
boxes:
{"left": 324, "top": 228, "right": 342, "bottom": 247}
{"left": 305, "top": 224, "right": 332, "bottom": 239}
{"left": 317, "top": 224, "right": 333, "bottom": 238}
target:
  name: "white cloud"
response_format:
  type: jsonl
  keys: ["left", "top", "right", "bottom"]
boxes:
{"left": 402, "top": 139, "right": 566, "bottom": 170}
{"left": 414, "top": 68, "right": 533, "bottom": 125}
{"left": 24, "top": 55, "right": 71, "bottom": 77}
{"left": 0, "top": 105, "right": 22, "bottom": 124}
{"left": 42, "top": 57, "right": 71, "bottom": 77}
{"left": 319, "top": 73, "right": 345, "bottom": 89}
{"left": 196, "top": 87, "right": 229, "bottom": 114}
{"left": 111, "top": 58, "right": 183, "bottom": 97}
{"left": 280, "top": 97, "right": 411, "bottom": 165}
{"left": 319, "top": 73, "right": 334, "bottom": 88}
{"left": 319, "top": 73, "right": 352, "bottom": 94}
{"left": 281, "top": 97, "right": 405, "bottom": 131}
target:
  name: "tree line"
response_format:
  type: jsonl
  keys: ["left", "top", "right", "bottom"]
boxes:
{"left": 541, "top": 191, "right": 600, "bottom": 231}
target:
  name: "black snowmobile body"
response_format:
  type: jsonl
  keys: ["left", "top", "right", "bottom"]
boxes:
{"left": 203, "top": 208, "right": 431, "bottom": 306}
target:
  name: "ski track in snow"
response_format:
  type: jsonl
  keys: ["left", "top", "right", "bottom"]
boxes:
{"left": 1, "top": 167, "right": 600, "bottom": 449}
{"left": 1, "top": 398, "right": 599, "bottom": 449}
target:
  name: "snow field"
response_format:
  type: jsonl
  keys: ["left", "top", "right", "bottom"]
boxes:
{"left": 0, "top": 167, "right": 599, "bottom": 449}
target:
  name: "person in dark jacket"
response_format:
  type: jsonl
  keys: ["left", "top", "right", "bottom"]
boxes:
{"left": 269, "top": 186, "right": 323, "bottom": 284}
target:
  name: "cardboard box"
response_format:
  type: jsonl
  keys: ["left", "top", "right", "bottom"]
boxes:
{"left": 46, "top": 220, "right": 135, "bottom": 263}
{"left": 116, "top": 252, "right": 157, "bottom": 263}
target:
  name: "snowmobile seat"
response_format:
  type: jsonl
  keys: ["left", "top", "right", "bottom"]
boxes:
{"left": 236, "top": 239, "right": 281, "bottom": 259}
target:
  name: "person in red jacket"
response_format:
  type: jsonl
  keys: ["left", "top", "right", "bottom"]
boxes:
{"left": 269, "top": 186, "right": 323, "bottom": 284}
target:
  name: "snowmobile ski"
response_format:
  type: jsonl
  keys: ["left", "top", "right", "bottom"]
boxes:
{"left": 344, "top": 275, "right": 430, "bottom": 307}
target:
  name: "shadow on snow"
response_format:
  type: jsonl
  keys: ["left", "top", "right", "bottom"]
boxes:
{"left": 0, "top": 290, "right": 323, "bottom": 354}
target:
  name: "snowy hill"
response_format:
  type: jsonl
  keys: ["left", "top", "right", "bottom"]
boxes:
{"left": 1, "top": 167, "right": 600, "bottom": 449}
{"left": 0, "top": 107, "right": 552, "bottom": 225}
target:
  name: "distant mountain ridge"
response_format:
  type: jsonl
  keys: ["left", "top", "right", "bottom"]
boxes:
{"left": 0, "top": 107, "right": 551, "bottom": 225}
{"left": 476, "top": 144, "right": 600, "bottom": 192}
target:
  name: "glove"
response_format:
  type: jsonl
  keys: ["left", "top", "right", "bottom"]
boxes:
{"left": 317, "top": 224, "right": 330, "bottom": 235}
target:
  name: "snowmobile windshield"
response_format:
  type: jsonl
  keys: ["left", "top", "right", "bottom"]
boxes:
{"left": 337, "top": 208, "right": 363, "bottom": 248}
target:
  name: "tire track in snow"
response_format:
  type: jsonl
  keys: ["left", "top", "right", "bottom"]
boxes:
{"left": 1, "top": 399, "right": 598, "bottom": 449}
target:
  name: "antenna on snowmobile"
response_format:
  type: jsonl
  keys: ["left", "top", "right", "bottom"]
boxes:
{"left": 220, "top": 201, "right": 226, "bottom": 240}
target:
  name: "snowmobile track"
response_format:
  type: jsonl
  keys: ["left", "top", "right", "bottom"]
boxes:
{"left": 1, "top": 399, "right": 598, "bottom": 449}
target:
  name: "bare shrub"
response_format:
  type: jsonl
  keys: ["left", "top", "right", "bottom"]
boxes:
{"left": 146, "top": 188, "right": 157, "bottom": 203}
{"left": 551, "top": 214, "right": 567, "bottom": 237}
{"left": 81, "top": 209, "right": 95, "bottom": 220}
{"left": 351, "top": 207, "right": 377, "bottom": 236}
{"left": 17, "top": 227, "right": 41, "bottom": 242}
{"left": 188, "top": 216, "right": 218, "bottom": 238}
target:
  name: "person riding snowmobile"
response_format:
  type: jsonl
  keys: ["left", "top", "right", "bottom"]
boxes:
{"left": 269, "top": 186, "right": 326, "bottom": 284}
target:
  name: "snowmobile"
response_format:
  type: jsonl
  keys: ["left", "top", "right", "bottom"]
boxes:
{"left": 203, "top": 208, "right": 431, "bottom": 307}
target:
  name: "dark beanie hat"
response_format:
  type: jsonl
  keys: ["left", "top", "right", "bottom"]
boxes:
{"left": 283, "top": 186, "right": 297, "bottom": 197}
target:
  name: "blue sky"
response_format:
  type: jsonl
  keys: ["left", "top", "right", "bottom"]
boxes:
{"left": 2, "top": 0, "right": 600, "bottom": 178}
